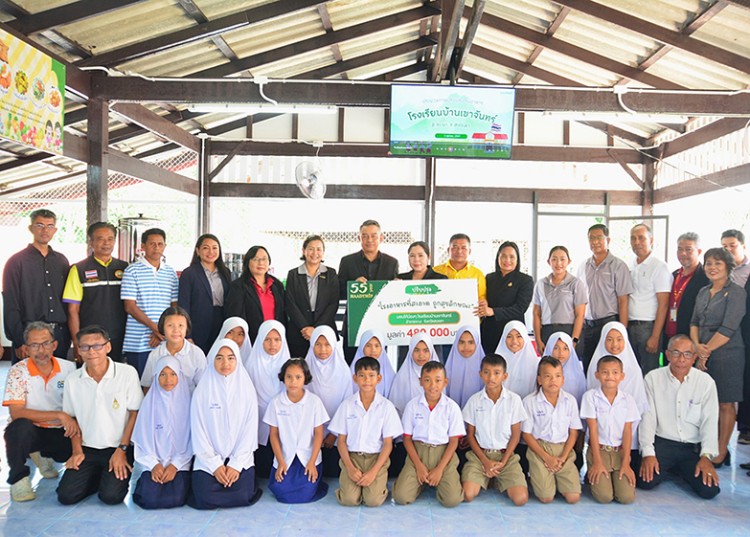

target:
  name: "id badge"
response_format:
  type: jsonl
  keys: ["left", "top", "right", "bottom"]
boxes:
{"left": 669, "top": 307, "right": 677, "bottom": 322}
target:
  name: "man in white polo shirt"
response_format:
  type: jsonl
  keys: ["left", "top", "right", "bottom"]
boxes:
{"left": 3, "top": 321, "right": 78, "bottom": 502}
{"left": 628, "top": 224, "right": 673, "bottom": 375}
{"left": 56, "top": 325, "right": 143, "bottom": 505}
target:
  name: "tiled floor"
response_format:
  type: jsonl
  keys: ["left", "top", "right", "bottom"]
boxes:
{"left": 2, "top": 361, "right": 750, "bottom": 537}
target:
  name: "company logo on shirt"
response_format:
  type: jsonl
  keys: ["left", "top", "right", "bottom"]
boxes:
{"left": 56, "top": 380, "right": 64, "bottom": 389}
{"left": 115, "top": 270, "right": 124, "bottom": 279}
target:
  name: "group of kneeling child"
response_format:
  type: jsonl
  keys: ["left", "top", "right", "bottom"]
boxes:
{"left": 124, "top": 305, "right": 641, "bottom": 509}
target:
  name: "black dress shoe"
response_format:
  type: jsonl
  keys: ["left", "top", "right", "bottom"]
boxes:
{"left": 740, "top": 462, "right": 750, "bottom": 470}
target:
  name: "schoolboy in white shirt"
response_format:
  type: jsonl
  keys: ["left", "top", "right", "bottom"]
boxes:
{"left": 329, "top": 356, "right": 403, "bottom": 507}
{"left": 461, "top": 353, "right": 528, "bottom": 506}
{"left": 522, "top": 356, "right": 583, "bottom": 504}
{"left": 580, "top": 355, "right": 640, "bottom": 504}
{"left": 392, "top": 362, "right": 465, "bottom": 507}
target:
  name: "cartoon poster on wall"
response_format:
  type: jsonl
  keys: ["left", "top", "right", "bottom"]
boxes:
{"left": 0, "top": 28, "right": 65, "bottom": 154}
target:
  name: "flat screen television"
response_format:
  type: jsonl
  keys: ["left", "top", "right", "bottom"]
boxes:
{"left": 389, "top": 84, "right": 516, "bottom": 159}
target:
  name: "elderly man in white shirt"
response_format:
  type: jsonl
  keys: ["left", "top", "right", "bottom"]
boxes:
{"left": 637, "top": 334, "right": 720, "bottom": 499}
{"left": 56, "top": 325, "right": 143, "bottom": 505}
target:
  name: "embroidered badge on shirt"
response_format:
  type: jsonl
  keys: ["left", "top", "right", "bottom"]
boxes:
{"left": 112, "top": 397, "right": 120, "bottom": 410}
{"left": 84, "top": 270, "right": 98, "bottom": 280}
{"left": 115, "top": 270, "right": 124, "bottom": 279}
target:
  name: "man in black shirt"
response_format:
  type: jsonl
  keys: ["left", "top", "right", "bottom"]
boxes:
{"left": 338, "top": 219, "right": 399, "bottom": 363}
{"left": 3, "top": 209, "right": 70, "bottom": 363}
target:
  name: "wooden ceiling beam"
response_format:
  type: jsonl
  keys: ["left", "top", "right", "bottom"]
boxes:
{"left": 289, "top": 38, "right": 435, "bottom": 79}
{"left": 554, "top": 0, "right": 750, "bottom": 76}
{"left": 209, "top": 182, "right": 642, "bottom": 205}
{"left": 193, "top": 3, "right": 440, "bottom": 78}
{"left": 512, "top": 6, "right": 570, "bottom": 85}
{"left": 433, "top": 0, "right": 464, "bottom": 81}
{"left": 6, "top": 0, "right": 144, "bottom": 34}
{"left": 209, "top": 140, "right": 641, "bottom": 163}
{"left": 654, "top": 162, "right": 750, "bottom": 203}
{"left": 453, "top": 0, "right": 485, "bottom": 80}
{"left": 91, "top": 77, "right": 750, "bottom": 116}
{"left": 655, "top": 117, "right": 749, "bottom": 158}
{"left": 471, "top": 45, "right": 582, "bottom": 86}
{"left": 110, "top": 103, "right": 201, "bottom": 152}
{"left": 478, "top": 11, "right": 687, "bottom": 90}
{"left": 76, "top": 0, "right": 322, "bottom": 67}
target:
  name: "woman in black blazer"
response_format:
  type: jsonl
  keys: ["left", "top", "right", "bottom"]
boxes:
{"left": 225, "top": 245, "right": 286, "bottom": 345}
{"left": 285, "top": 235, "right": 340, "bottom": 357}
{"left": 178, "top": 233, "right": 231, "bottom": 354}
{"left": 478, "top": 241, "right": 534, "bottom": 356}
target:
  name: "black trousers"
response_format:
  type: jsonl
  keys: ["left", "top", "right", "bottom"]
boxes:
{"left": 636, "top": 436, "right": 720, "bottom": 499}
{"left": 57, "top": 445, "right": 134, "bottom": 505}
{"left": 4, "top": 418, "right": 72, "bottom": 484}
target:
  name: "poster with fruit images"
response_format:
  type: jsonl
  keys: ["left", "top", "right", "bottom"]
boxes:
{"left": 0, "top": 28, "right": 65, "bottom": 155}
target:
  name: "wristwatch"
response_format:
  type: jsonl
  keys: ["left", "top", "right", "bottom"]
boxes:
{"left": 118, "top": 443, "right": 129, "bottom": 452}
{"left": 572, "top": 337, "right": 579, "bottom": 344}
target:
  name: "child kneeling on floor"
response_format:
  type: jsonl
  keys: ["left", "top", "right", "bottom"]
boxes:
{"left": 461, "top": 353, "right": 528, "bottom": 506}
{"left": 329, "top": 356, "right": 403, "bottom": 506}
{"left": 392, "top": 361, "right": 465, "bottom": 507}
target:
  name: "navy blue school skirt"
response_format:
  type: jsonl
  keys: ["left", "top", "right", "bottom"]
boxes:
{"left": 187, "top": 466, "right": 262, "bottom": 510}
{"left": 268, "top": 457, "right": 328, "bottom": 504}
{"left": 133, "top": 470, "right": 190, "bottom": 509}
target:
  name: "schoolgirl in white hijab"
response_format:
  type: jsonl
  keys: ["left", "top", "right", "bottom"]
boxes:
{"left": 305, "top": 325, "right": 353, "bottom": 424}
{"left": 544, "top": 332, "right": 586, "bottom": 405}
{"left": 188, "top": 339, "right": 262, "bottom": 509}
{"left": 349, "top": 329, "right": 396, "bottom": 397}
{"left": 495, "top": 320, "right": 540, "bottom": 399}
{"left": 245, "top": 320, "right": 290, "bottom": 446}
{"left": 132, "top": 356, "right": 192, "bottom": 509}
{"left": 216, "top": 316, "right": 252, "bottom": 367}
{"left": 389, "top": 333, "right": 441, "bottom": 415}
{"left": 586, "top": 321, "right": 648, "bottom": 413}
{"left": 444, "top": 325, "right": 484, "bottom": 408}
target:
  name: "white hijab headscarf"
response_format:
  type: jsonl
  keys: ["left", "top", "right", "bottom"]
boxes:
{"left": 586, "top": 321, "right": 648, "bottom": 449}
{"left": 306, "top": 325, "right": 353, "bottom": 419}
{"left": 190, "top": 339, "right": 259, "bottom": 473}
{"left": 445, "top": 325, "right": 485, "bottom": 408}
{"left": 495, "top": 320, "right": 539, "bottom": 399}
{"left": 389, "top": 333, "right": 440, "bottom": 415}
{"left": 544, "top": 332, "right": 586, "bottom": 405}
{"left": 587, "top": 321, "right": 648, "bottom": 412}
{"left": 245, "top": 320, "right": 289, "bottom": 445}
{"left": 133, "top": 356, "right": 192, "bottom": 470}
{"left": 350, "top": 329, "right": 395, "bottom": 397}
{"left": 215, "top": 317, "right": 252, "bottom": 366}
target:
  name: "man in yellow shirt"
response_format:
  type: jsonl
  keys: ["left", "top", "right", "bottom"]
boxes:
{"left": 433, "top": 233, "right": 486, "bottom": 301}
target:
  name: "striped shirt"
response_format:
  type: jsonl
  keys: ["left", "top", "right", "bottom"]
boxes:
{"left": 121, "top": 258, "right": 178, "bottom": 353}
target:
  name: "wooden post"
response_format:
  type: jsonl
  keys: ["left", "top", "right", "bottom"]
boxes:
{"left": 87, "top": 96, "right": 108, "bottom": 232}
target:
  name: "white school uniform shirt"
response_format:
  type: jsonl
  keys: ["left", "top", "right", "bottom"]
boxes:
{"left": 462, "top": 387, "right": 526, "bottom": 450}
{"left": 63, "top": 358, "right": 143, "bottom": 449}
{"left": 141, "top": 339, "right": 207, "bottom": 393}
{"left": 580, "top": 388, "right": 640, "bottom": 448}
{"left": 329, "top": 391, "right": 403, "bottom": 454}
{"left": 263, "top": 390, "right": 329, "bottom": 467}
{"left": 401, "top": 394, "right": 465, "bottom": 445}
{"left": 521, "top": 389, "right": 583, "bottom": 444}
{"left": 639, "top": 366, "right": 719, "bottom": 459}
